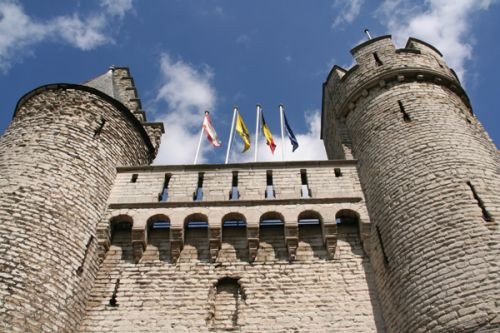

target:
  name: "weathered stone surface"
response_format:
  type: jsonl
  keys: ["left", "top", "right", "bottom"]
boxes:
{"left": 1, "top": 35, "right": 498, "bottom": 333}
{"left": 0, "top": 83, "right": 156, "bottom": 332}
{"left": 323, "top": 36, "right": 500, "bottom": 333}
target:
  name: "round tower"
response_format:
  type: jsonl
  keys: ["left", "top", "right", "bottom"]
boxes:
{"left": 0, "top": 68, "right": 163, "bottom": 332}
{"left": 322, "top": 36, "right": 499, "bottom": 332}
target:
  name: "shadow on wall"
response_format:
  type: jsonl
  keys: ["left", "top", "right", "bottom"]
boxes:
{"left": 336, "top": 209, "right": 386, "bottom": 332}
{"left": 220, "top": 213, "right": 248, "bottom": 262}
{"left": 181, "top": 213, "right": 210, "bottom": 263}
{"left": 147, "top": 214, "right": 171, "bottom": 262}
{"left": 110, "top": 218, "right": 134, "bottom": 263}
{"left": 256, "top": 212, "right": 288, "bottom": 262}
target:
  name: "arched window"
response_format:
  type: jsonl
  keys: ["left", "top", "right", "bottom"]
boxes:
{"left": 335, "top": 209, "right": 360, "bottom": 233}
{"left": 335, "top": 209, "right": 362, "bottom": 255}
{"left": 258, "top": 212, "right": 286, "bottom": 261}
{"left": 182, "top": 213, "right": 209, "bottom": 262}
{"left": 209, "top": 277, "right": 244, "bottom": 330}
{"left": 147, "top": 214, "right": 170, "bottom": 261}
{"left": 221, "top": 213, "right": 247, "bottom": 262}
{"left": 109, "top": 215, "right": 133, "bottom": 261}
{"left": 297, "top": 210, "right": 325, "bottom": 260}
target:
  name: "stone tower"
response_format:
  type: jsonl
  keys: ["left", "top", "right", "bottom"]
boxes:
{"left": 322, "top": 36, "right": 499, "bottom": 332}
{"left": 0, "top": 68, "right": 163, "bottom": 332}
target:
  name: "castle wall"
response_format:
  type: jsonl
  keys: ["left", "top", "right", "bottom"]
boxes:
{"left": 323, "top": 36, "right": 500, "bottom": 332}
{"left": 0, "top": 86, "right": 154, "bottom": 332}
{"left": 79, "top": 163, "right": 385, "bottom": 332}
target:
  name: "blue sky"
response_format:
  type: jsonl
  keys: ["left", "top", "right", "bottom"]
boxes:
{"left": 1, "top": 0, "right": 498, "bottom": 164}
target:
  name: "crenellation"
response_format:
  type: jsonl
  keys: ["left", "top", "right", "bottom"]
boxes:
{"left": 323, "top": 36, "right": 499, "bottom": 332}
{"left": 2, "top": 35, "right": 498, "bottom": 333}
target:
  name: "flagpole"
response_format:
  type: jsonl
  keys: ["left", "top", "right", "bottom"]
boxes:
{"left": 194, "top": 111, "right": 207, "bottom": 165}
{"left": 279, "top": 104, "right": 285, "bottom": 161}
{"left": 225, "top": 107, "right": 237, "bottom": 164}
{"left": 254, "top": 104, "right": 261, "bottom": 162}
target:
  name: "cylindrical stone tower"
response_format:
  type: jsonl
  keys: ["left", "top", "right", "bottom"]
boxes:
{"left": 322, "top": 36, "right": 499, "bottom": 332}
{"left": 0, "top": 68, "right": 163, "bottom": 332}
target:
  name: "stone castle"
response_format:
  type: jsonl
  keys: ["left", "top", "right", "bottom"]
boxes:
{"left": 0, "top": 36, "right": 498, "bottom": 332}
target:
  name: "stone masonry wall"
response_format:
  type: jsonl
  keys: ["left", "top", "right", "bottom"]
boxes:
{"left": 107, "top": 162, "right": 362, "bottom": 204}
{"left": 80, "top": 208, "right": 384, "bottom": 332}
{"left": 0, "top": 86, "right": 154, "bottom": 332}
{"left": 79, "top": 162, "right": 385, "bottom": 332}
{"left": 323, "top": 36, "right": 500, "bottom": 332}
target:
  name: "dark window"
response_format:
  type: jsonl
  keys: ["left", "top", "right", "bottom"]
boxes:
{"left": 93, "top": 117, "right": 106, "bottom": 138}
{"left": 376, "top": 225, "right": 389, "bottom": 265}
{"left": 373, "top": 52, "right": 383, "bottom": 66}
{"left": 300, "top": 169, "right": 311, "bottom": 198}
{"left": 398, "top": 100, "right": 411, "bottom": 122}
{"left": 265, "top": 170, "right": 275, "bottom": 199}
{"left": 109, "top": 278, "right": 120, "bottom": 307}
{"left": 130, "top": 174, "right": 138, "bottom": 183}
{"left": 467, "top": 181, "right": 493, "bottom": 222}
{"left": 194, "top": 172, "right": 204, "bottom": 201}
{"left": 334, "top": 168, "right": 342, "bottom": 177}
{"left": 158, "top": 174, "right": 171, "bottom": 202}
{"left": 230, "top": 171, "right": 239, "bottom": 200}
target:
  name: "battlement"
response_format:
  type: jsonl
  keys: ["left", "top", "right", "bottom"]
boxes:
{"left": 97, "top": 160, "right": 371, "bottom": 263}
{"left": 321, "top": 35, "right": 468, "bottom": 139}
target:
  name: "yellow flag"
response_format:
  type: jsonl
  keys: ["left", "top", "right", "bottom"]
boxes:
{"left": 235, "top": 110, "right": 251, "bottom": 152}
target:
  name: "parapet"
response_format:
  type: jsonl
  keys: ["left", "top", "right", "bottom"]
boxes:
{"left": 321, "top": 35, "right": 469, "bottom": 138}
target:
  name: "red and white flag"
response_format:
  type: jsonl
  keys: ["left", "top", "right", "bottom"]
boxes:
{"left": 202, "top": 112, "right": 222, "bottom": 147}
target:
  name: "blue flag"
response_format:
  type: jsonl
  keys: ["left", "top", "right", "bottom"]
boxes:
{"left": 283, "top": 112, "right": 299, "bottom": 152}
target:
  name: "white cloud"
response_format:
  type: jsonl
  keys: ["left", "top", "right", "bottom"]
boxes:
{"left": 153, "top": 53, "right": 218, "bottom": 165}
{"left": 332, "top": 0, "right": 364, "bottom": 28}
{"left": 285, "top": 55, "right": 292, "bottom": 63}
{"left": 0, "top": 0, "right": 133, "bottom": 72}
{"left": 100, "top": 0, "right": 133, "bottom": 18}
{"left": 229, "top": 110, "right": 327, "bottom": 163}
{"left": 376, "top": 0, "right": 494, "bottom": 81}
{"left": 53, "top": 14, "right": 110, "bottom": 51}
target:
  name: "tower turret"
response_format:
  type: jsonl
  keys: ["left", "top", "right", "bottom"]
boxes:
{"left": 322, "top": 36, "right": 499, "bottom": 332}
{"left": 0, "top": 67, "right": 163, "bottom": 332}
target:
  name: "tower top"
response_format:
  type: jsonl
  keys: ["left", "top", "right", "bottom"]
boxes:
{"left": 321, "top": 36, "right": 469, "bottom": 139}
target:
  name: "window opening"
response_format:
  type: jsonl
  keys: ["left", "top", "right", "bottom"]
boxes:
{"left": 265, "top": 170, "right": 275, "bottom": 199}
{"left": 376, "top": 226, "right": 389, "bottom": 264}
{"left": 300, "top": 169, "right": 311, "bottom": 198}
{"left": 467, "top": 181, "right": 493, "bottom": 222}
{"left": 130, "top": 174, "right": 138, "bottom": 183}
{"left": 194, "top": 172, "right": 204, "bottom": 201}
{"left": 93, "top": 117, "right": 106, "bottom": 138}
{"left": 76, "top": 235, "right": 94, "bottom": 276}
{"left": 334, "top": 168, "right": 342, "bottom": 177}
{"left": 373, "top": 52, "right": 383, "bottom": 66}
{"left": 158, "top": 174, "right": 171, "bottom": 202}
{"left": 230, "top": 171, "right": 239, "bottom": 200}
{"left": 109, "top": 278, "right": 120, "bottom": 307}
{"left": 398, "top": 100, "right": 412, "bottom": 122}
